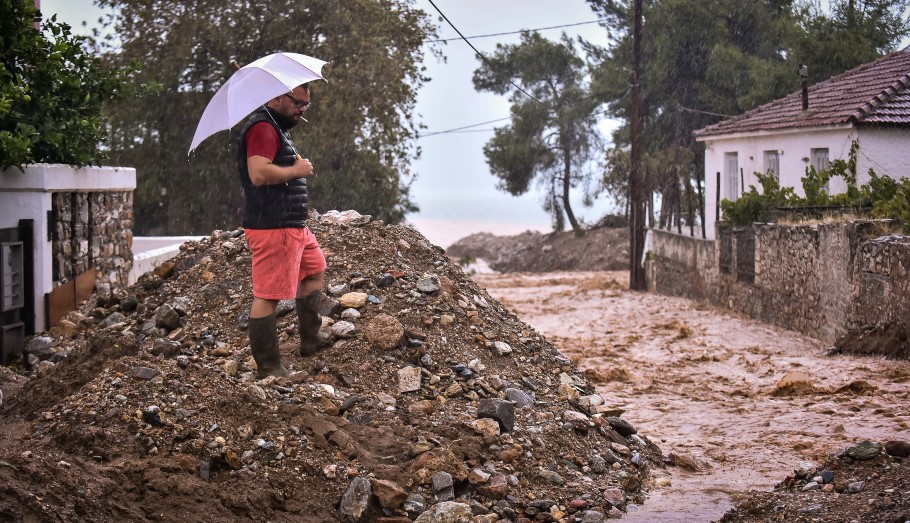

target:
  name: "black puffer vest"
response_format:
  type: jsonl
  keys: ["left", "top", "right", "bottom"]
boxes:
{"left": 237, "top": 108, "right": 308, "bottom": 229}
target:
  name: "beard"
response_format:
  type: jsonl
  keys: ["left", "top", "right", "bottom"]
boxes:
{"left": 266, "top": 107, "right": 298, "bottom": 130}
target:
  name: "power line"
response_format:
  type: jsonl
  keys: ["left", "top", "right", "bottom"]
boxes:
{"left": 418, "top": 116, "right": 512, "bottom": 138}
{"left": 426, "top": 18, "right": 610, "bottom": 43}
{"left": 417, "top": 109, "right": 614, "bottom": 139}
{"left": 426, "top": 0, "right": 542, "bottom": 103}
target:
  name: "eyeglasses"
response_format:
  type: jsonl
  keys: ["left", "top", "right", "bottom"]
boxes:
{"left": 284, "top": 93, "right": 311, "bottom": 109}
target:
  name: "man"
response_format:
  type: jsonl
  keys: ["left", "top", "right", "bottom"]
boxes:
{"left": 237, "top": 82, "right": 328, "bottom": 378}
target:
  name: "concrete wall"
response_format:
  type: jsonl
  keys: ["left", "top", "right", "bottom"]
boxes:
{"left": 130, "top": 236, "right": 205, "bottom": 284}
{"left": 648, "top": 221, "right": 905, "bottom": 344}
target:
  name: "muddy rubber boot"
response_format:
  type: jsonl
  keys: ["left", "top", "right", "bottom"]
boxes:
{"left": 297, "top": 292, "right": 330, "bottom": 356}
{"left": 248, "top": 314, "right": 289, "bottom": 378}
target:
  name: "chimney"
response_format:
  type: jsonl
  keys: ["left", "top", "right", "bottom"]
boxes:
{"left": 798, "top": 65, "right": 809, "bottom": 110}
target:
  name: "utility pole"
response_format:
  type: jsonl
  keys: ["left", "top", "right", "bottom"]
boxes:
{"left": 629, "top": 0, "right": 646, "bottom": 290}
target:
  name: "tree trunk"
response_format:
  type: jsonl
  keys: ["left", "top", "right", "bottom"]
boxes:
{"left": 562, "top": 147, "right": 582, "bottom": 236}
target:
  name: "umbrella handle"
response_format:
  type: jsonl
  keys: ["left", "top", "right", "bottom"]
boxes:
{"left": 232, "top": 59, "right": 303, "bottom": 161}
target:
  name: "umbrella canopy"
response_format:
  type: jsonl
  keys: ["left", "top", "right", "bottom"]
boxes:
{"left": 188, "top": 52, "right": 328, "bottom": 154}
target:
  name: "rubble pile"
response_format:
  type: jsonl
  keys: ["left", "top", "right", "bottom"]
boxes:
{"left": 0, "top": 212, "right": 662, "bottom": 523}
{"left": 720, "top": 440, "right": 910, "bottom": 523}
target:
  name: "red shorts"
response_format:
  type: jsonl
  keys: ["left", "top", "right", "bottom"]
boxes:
{"left": 245, "top": 227, "right": 327, "bottom": 300}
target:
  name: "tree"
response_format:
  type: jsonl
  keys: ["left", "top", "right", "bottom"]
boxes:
{"left": 473, "top": 33, "right": 601, "bottom": 235}
{"left": 0, "top": 1, "right": 137, "bottom": 169}
{"left": 95, "top": 0, "right": 438, "bottom": 235}
{"left": 792, "top": 0, "right": 910, "bottom": 82}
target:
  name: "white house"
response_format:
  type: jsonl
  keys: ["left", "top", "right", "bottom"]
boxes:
{"left": 695, "top": 49, "right": 910, "bottom": 239}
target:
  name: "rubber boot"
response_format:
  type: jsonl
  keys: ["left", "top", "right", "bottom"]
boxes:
{"left": 297, "top": 292, "right": 330, "bottom": 356}
{"left": 248, "top": 314, "right": 289, "bottom": 378}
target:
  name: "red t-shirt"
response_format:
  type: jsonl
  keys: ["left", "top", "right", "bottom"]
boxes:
{"left": 245, "top": 122, "right": 281, "bottom": 161}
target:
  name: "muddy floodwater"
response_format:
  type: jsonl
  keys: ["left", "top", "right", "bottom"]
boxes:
{"left": 474, "top": 271, "right": 910, "bottom": 523}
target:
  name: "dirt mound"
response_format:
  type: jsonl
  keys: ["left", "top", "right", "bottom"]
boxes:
{"left": 833, "top": 321, "right": 910, "bottom": 360}
{"left": 720, "top": 440, "right": 910, "bottom": 523}
{"left": 446, "top": 227, "right": 628, "bottom": 273}
{"left": 0, "top": 214, "right": 660, "bottom": 522}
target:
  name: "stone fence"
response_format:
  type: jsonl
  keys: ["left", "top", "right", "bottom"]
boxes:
{"left": 52, "top": 191, "right": 133, "bottom": 286}
{"left": 647, "top": 221, "right": 908, "bottom": 344}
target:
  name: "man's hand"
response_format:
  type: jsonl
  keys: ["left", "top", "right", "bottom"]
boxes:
{"left": 248, "top": 155, "right": 314, "bottom": 186}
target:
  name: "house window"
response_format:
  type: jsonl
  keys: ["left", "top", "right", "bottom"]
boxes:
{"left": 810, "top": 148, "right": 829, "bottom": 172}
{"left": 811, "top": 148, "right": 830, "bottom": 192}
{"left": 725, "top": 152, "right": 739, "bottom": 201}
{"left": 763, "top": 151, "right": 780, "bottom": 181}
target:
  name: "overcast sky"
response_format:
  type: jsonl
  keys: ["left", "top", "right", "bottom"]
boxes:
{"left": 40, "top": 0, "right": 619, "bottom": 246}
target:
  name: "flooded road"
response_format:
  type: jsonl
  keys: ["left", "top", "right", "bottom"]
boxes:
{"left": 474, "top": 271, "right": 910, "bottom": 522}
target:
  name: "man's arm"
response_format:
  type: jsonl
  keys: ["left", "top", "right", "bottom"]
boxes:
{"left": 247, "top": 155, "right": 314, "bottom": 186}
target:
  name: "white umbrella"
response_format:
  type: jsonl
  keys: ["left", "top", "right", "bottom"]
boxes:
{"left": 188, "top": 52, "right": 328, "bottom": 154}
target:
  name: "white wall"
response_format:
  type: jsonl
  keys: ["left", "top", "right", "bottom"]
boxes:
{"left": 0, "top": 164, "right": 136, "bottom": 331}
{"left": 130, "top": 236, "right": 205, "bottom": 284}
{"left": 700, "top": 125, "right": 857, "bottom": 239}
{"left": 856, "top": 127, "right": 910, "bottom": 182}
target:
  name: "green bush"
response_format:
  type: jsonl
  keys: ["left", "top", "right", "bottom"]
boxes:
{"left": 0, "top": 1, "right": 141, "bottom": 169}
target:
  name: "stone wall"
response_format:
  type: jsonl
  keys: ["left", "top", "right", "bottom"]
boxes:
{"left": 648, "top": 221, "right": 904, "bottom": 344}
{"left": 51, "top": 191, "right": 133, "bottom": 287}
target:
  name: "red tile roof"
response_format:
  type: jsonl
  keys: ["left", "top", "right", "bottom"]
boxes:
{"left": 694, "top": 49, "right": 910, "bottom": 138}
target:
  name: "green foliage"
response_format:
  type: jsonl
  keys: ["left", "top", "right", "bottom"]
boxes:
{"left": 96, "top": 0, "right": 437, "bottom": 234}
{"left": 720, "top": 172, "right": 798, "bottom": 224}
{"left": 0, "top": 1, "right": 139, "bottom": 170}
{"left": 473, "top": 33, "right": 601, "bottom": 235}
{"left": 720, "top": 141, "right": 910, "bottom": 228}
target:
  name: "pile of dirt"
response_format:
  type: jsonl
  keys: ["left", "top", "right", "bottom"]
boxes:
{"left": 720, "top": 440, "right": 910, "bottom": 523}
{"left": 446, "top": 228, "right": 628, "bottom": 273}
{"left": 0, "top": 212, "right": 661, "bottom": 523}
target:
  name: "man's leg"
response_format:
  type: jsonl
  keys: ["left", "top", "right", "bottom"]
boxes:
{"left": 248, "top": 297, "right": 289, "bottom": 378}
{"left": 296, "top": 271, "right": 329, "bottom": 356}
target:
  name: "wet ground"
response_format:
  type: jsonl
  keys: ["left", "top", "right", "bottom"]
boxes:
{"left": 474, "top": 271, "right": 910, "bottom": 523}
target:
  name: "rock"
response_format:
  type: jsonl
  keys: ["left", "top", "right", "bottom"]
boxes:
{"left": 363, "top": 314, "right": 404, "bottom": 350}
{"left": 371, "top": 479, "right": 408, "bottom": 509}
{"left": 468, "top": 469, "right": 491, "bottom": 484}
{"left": 884, "top": 440, "right": 910, "bottom": 457}
{"left": 331, "top": 321, "right": 357, "bottom": 338}
{"left": 603, "top": 488, "right": 624, "bottom": 507}
{"left": 413, "top": 501, "right": 472, "bottom": 523}
{"left": 802, "top": 481, "right": 820, "bottom": 491}
{"left": 563, "top": 410, "right": 591, "bottom": 431}
{"left": 498, "top": 445, "right": 522, "bottom": 463}
{"left": 669, "top": 451, "right": 709, "bottom": 472}
{"left": 132, "top": 367, "right": 158, "bottom": 380}
{"left": 25, "top": 336, "right": 55, "bottom": 359}
{"left": 339, "top": 292, "right": 369, "bottom": 308}
{"left": 154, "top": 304, "right": 182, "bottom": 331}
{"left": 589, "top": 455, "right": 607, "bottom": 474}
{"left": 476, "top": 474, "right": 509, "bottom": 499}
{"left": 470, "top": 418, "right": 501, "bottom": 438}
{"left": 100, "top": 312, "right": 126, "bottom": 328}
{"left": 581, "top": 510, "right": 606, "bottom": 523}
{"left": 847, "top": 480, "right": 865, "bottom": 493}
{"left": 398, "top": 366, "right": 422, "bottom": 393}
{"left": 845, "top": 440, "right": 881, "bottom": 460}
{"left": 504, "top": 387, "right": 534, "bottom": 408}
{"left": 403, "top": 493, "right": 426, "bottom": 517}
{"left": 339, "top": 477, "right": 372, "bottom": 523}
{"left": 416, "top": 275, "right": 440, "bottom": 295}
{"left": 538, "top": 469, "right": 565, "bottom": 485}
{"left": 477, "top": 398, "right": 515, "bottom": 432}
{"left": 432, "top": 471, "right": 454, "bottom": 501}
{"left": 605, "top": 416, "right": 636, "bottom": 436}
{"left": 341, "top": 308, "right": 361, "bottom": 320}
{"left": 492, "top": 341, "right": 512, "bottom": 356}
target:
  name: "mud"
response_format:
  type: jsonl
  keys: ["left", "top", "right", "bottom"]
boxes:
{"left": 475, "top": 271, "right": 910, "bottom": 522}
